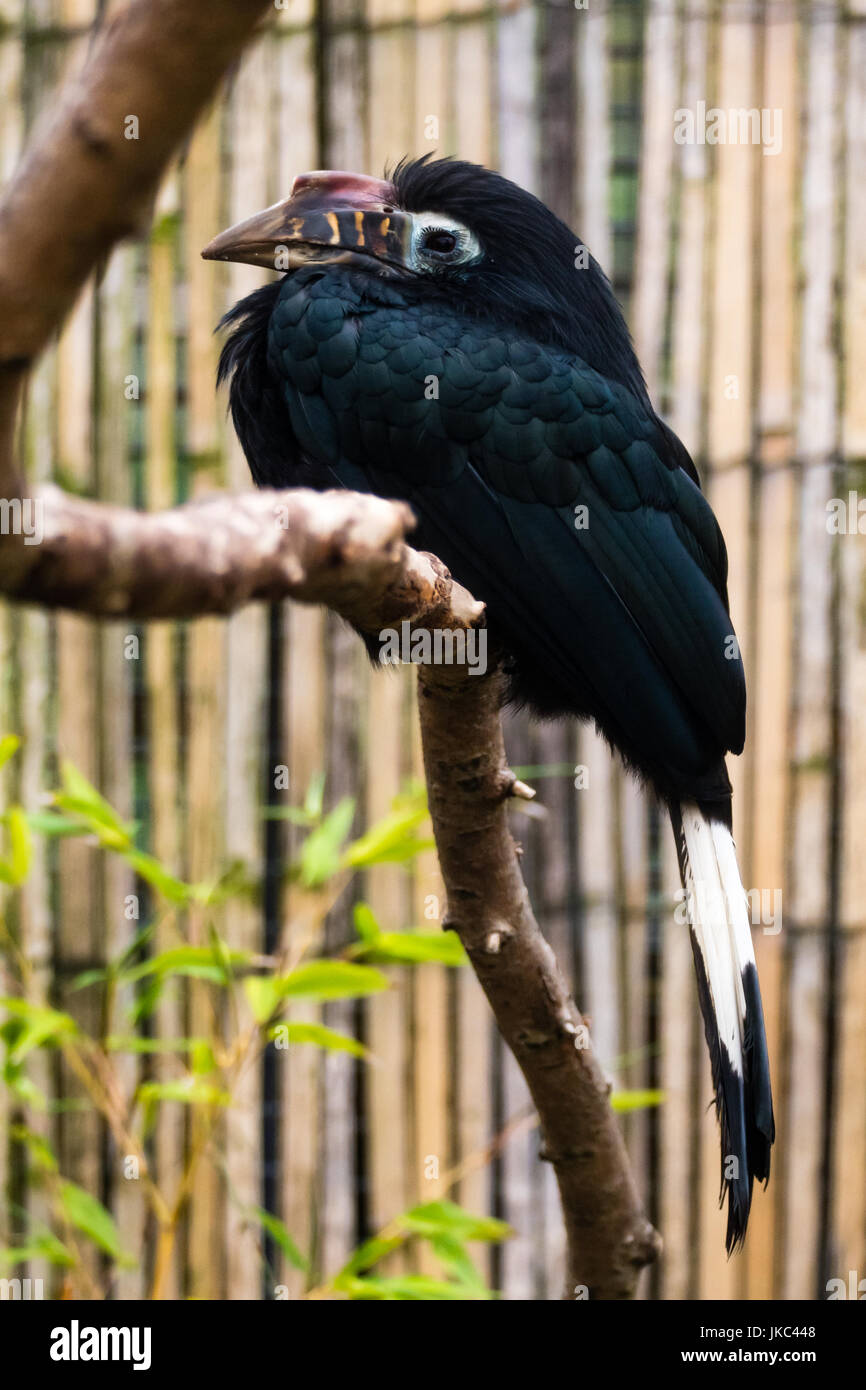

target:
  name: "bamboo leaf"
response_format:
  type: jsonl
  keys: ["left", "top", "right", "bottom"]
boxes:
{"left": 337, "top": 1272, "right": 492, "bottom": 1301}
{"left": 57, "top": 761, "right": 132, "bottom": 841}
{"left": 246, "top": 1206, "right": 308, "bottom": 1271}
{"left": 352, "top": 902, "right": 380, "bottom": 943}
{"left": 121, "top": 944, "right": 249, "bottom": 986}
{"left": 124, "top": 849, "right": 193, "bottom": 905}
{"left": 0, "top": 734, "right": 20, "bottom": 770}
{"left": 244, "top": 976, "right": 281, "bottom": 1024}
{"left": 298, "top": 797, "right": 356, "bottom": 886}
{"left": 58, "top": 1180, "right": 134, "bottom": 1266}
{"left": 11, "top": 1123, "right": 58, "bottom": 1173}
{"left": 342, "top": 799, "right": 431, "bottom": 869}
{"left": 400, "top": 1200, "right": 511, "bottom": 1244}
{"left": 136, "top": 1078, "right": 230, "bottom": 1108}
{"left": 0, "top": 998, "right": 78, "bottom": 1061}
{"left": 268, "top": 1022, "right": 367, "bottom": 1058}
{"left": 350, "top": 930, "right": 467, "bottom": 967}
{"left": 276, "top": 960, "right": 388, "bottom": 1002}
{"left": 25, "top": 812, "right": 87, "bottom": 838}
{"left": 0, "top": 1234, "right": 74, "bottom": 1269}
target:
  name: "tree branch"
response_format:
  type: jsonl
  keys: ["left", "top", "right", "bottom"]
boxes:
{"left": 418, "top": 664, "right": 662, "bottom": 1298}
{"left": 0, "top": 484, "right": 484, "bottom": 625}
{"left": 0, "top": 0, "right": 272, "bottom": 494}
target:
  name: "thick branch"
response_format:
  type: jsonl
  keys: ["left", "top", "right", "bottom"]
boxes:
{"left": 418, "top": 665, "right": 662, "bottom": 1298}
{"left": 0, "top": 485, "right": 485, "bottom": 626}
{"left": 0, "top": 0, "right": 272, "bottom": 492}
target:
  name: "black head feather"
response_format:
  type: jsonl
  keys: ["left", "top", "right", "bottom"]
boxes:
{"left": 390, "top": 155, "right": 651, "bottom": 410}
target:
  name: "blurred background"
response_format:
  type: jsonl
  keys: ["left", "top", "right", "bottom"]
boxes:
{"left": 0, "top": 0, "right": 864, "bottom": 1301}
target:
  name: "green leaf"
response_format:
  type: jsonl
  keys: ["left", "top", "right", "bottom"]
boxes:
{"left": 349, "top": 902, "right": 467, "bottom": 966}
{"left": 193, "top": 859, "right": 257, "bottom": 906}
{"left": 55, "top": 761, "right": 132, "bottom": 844}
{"left": 8, "top": 807, "right": 31, "bottom": 883}
{"left": 244, "top": 976, "right": 281, "bottom": 1025}
{"left": 35, "top": 1231, "right": 76, "bottom": 1266}
{"left": 114, "top": 922, "right": 156, "bottom": 970}
{"left": 338, "top": 1273, "right": 492, "bottom": 1301}
{"left": 343, "top": 799, "right": 432, "bottom": 869}
{"left": 25, "top": 812, "right": 86, "bottom": 839}
{"left": 611, "top": 1088, "right": 666, "bottom": 1113}
{"left": 303, "top": 772, "right": 326, "bottom": 820}
{"left": 124, "top": 849, "right": 193, "bottom": 906}
{"left": 350, "top": 930, "right": 467, "bottom": 967}
{"left": 0, "top": 998, "right": 78, "bottom": 1061}
{"left": 11, "top": 1123, "right": 58, "bottom": 1173}
{"left": 298, "top": 797, "right": 356, "bottom": 886}
{"left": 70, "top": 968, "right": 108, "bottom": 992}
{"left": 2, "top": 1063, "right": 47, "bottom": 1109}
{"left": 268, "top": 1022, "right": 367, "bottom": 1058}
{"left": 128, "top": 976, "right": 164, "bottom": 1026}
{"left": 429, "top": 1233, "right": 485, "bottom": 1289}
{"left": 121, "top": 944, "right": 250, "bottom": 987}
{"left": 137, "top": 1078, "right": 230, "bottom": 1108}
{"left": 276, "top": 960, "right": 388, "bottom": 1002}
{"left": 190, "top": 1040, "right": 217, "bottom": 1076}
{"left": 352, "top": 902, "right": 380, "bottom": 944}
{"left": 0, "top": 734, "right": 21, "bottom": 771}
{"left": 0, "top": 806, "right": 31, "bottom": 885}
{"left": 400, "top": 1200, "right": 511, "bottom": 1244}
{"left": 0, "top": 1234, "right": 74, "bottom": 1269}
{"left": 262, "top": 773, "right": 326, "bottom": 829}
{"left": 336, "top": 1234, "right": 406, "bottom": 1279}
{"left": 58, "top": 1180, "right": 134, "bottom": 1266}
{"left": 246, "top": 1206, "right": 308, "bottom": 1271}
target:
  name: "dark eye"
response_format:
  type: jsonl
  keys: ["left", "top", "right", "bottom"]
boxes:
{"left": 421, "top": 228, "right": 458, "bottom": 256}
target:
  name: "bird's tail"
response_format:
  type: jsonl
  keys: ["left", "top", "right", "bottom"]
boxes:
{"left": 671, "top": 800, "right": 775, "bottom": 1252}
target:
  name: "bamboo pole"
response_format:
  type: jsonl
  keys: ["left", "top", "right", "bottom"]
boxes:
{"left": 183, "top": 100, "right": 228, "bottom": 1303}
{"left": 744, "top": 0, "right": 799, "bottom": 1302}
{"left": 700, "top": 0, "right": 757, "bottom": 1298}
{"left": 833, "top": 0, "right": 866, "bottom": 1293}
{"left": 276, "top": 0, "right": 328, "bottom": 1297}
{"left": 782, "top": 0, "right": 840, "bottom": 1301}
{"left": 221, "top": 39, "right": 272, "bottom": 1298}
{"left": 360, "top": 0, "right": 416, "bottom": 1267}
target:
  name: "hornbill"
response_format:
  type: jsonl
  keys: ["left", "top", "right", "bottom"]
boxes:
{"left": 204, "top": 156, "right": 774, "bottom": 1251}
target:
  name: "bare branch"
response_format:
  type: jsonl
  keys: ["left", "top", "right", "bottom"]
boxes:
{"left": 0, "top": 0, "right": 272, "bottom": 492}
{"left": 0, "top": 485, "right": 485, "bottom": 626}
{"left": 418, "top": 664, "right": 662, "bottom": 1298}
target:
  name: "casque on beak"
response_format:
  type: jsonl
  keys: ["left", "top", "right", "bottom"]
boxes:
{"left": 201, "top": 170, "right": 411, "bottom": 272}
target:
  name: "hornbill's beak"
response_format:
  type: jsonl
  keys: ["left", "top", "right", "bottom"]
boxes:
{"left": 201, "top": 170, "right": 410, "bottom": 273}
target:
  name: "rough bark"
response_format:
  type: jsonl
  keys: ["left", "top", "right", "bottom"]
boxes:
{"left": 418, "top": 665, "right": 662, "bottom": 1298}
{"left": 0, "top": 0, "right": 272, "bottom": 494}
{"left": 0, "top": 484, "right": 483, "bottom": 626}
